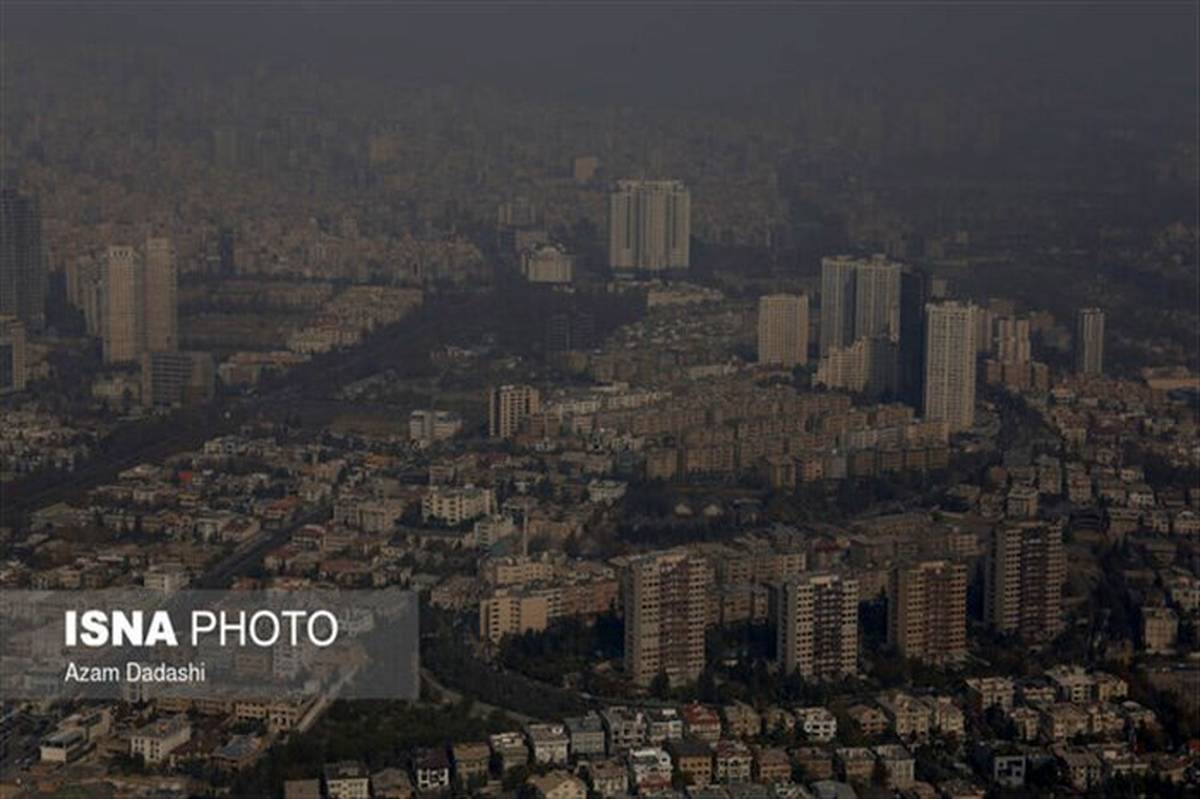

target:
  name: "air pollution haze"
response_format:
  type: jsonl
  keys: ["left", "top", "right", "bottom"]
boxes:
{"left": 0, "top": 2, "right": 1197, "bottom": 798}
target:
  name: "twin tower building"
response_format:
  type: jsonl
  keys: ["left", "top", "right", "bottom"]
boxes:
{"left": 757, "top": 254, "right": 979, "bottom": 434}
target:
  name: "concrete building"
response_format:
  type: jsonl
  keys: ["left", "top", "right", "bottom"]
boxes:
{"left": 0, "top": 316, "right": 26, "bottom": 393}
{"left": 141, "top": 351, "right": 214, "bottom": 409}
{"left": 819, "top": 255, "right": 858, "bottom": 355}
{"left": 815, "top": 336, "right": 898, "bottom": 398}
{"left": 103, "top": 245, "right": 142, "bottom": 364}
{"left": 923, "top": 301, "right": 977, "bottom": 433}
{"left": 142, "top": 236, "right": 178, "bottom": 353}
{"left": 1141, "top": 606, "right": 1178, "bottom": 655}
{"left": 409, "top": 409, "right": 464, "bottom": 446}
{"left": 985, "top": 523, "right": 1065, "bottom": 642}
{"left": 757, "top": 293, "right": 809, "bottom": 368}
{"left": 623, "top": 549, "right": 710, "bottom": 687}
{"left": 888, "top": 560, "right": 968, "bottom": 666}
{"left": 1074, "top": 307, "right": 1105, "bottom": 375}
{"left": 819, "top": 253, "right": 902, "bottom": 357}
{"left": 129, "top": 715, "right": 191, "bottom": 764}
{"left": 608, "top": 180, "right": 690, "bottom": 272}
{"left": 853, "top": 257, "right": 902, "bottom": 343}
{"left": 995, "top": 316, "right": 1031, "bottom": 365}
{"left": 489, "top": 384, "right": 541, "bottom": 439}
{"left": 422, "top": 485, "right": 496, "bottom": 525}
{"left": 480, "top": 587, "right": 552, "bottom": 643}
{"left": 776, "top": 573, "right": 859, "bottom": 681}
{"left": 521, "top": 243, "right": 575, "bottom": 284}
{"left": 0, "top": 189, "right": 44, "bottom": 331}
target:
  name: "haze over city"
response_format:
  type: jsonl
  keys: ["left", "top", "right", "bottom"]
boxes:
{"left": 0, "top": 3, "right": 1197, "bottom": 799}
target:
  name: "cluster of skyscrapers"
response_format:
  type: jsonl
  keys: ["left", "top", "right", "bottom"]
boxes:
{"left": 624, "top": 524, "right": 1063, "bottom": 684}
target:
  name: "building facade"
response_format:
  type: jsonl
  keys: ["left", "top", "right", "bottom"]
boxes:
{"left": 623, "top": 549, "right": 709, "bottom": 687}
{"left": 1074, "top": 307, "right": 1105, "bottom": 375}
{"left": 888, "top": 560, "right": 968, "bottom": 665}
{"left": 757, "top": 293, "right": 809, "bottom": 368}
{"left": 923, "top": 301, "right": 977, "bottom": 433}
{"left": 608, "top": 180, "right": 690, "bottom": 272}
{"left": 489, "top": 384, "right": 541, "bottom": 439}
{"left": 776, "top": 573, "right": 859, "bottom": 681}
{"left": 985, "top": 523, "right": 1065, "bottom": 642}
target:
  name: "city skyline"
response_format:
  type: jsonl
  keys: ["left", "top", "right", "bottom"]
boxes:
{"left": 0, "top": 4, "right": 1196, "bottom": 798}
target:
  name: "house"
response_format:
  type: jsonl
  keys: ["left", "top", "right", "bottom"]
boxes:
{"left": 413, "top": 748, "right": 451, "bottom": 793}
{"left": 489, "top": 732, "right": 530, "bottom": 773}
{"left": 845, "top": 705, "right": 888, "bottom": 738}
{"left": 681, "top": 703, "right": 723, "bottom": 743}
{"left": 628, "top": 747, "right": 674, "bottom": 792}
{"left": 325, "top": 761, "right": 371, "bottom": 799}
{"left": 722, "top": 702, "right": 762, "bottom": 739}
{"left": 794, "top": 707, "right": 837, "bottom": 743}
{"left": 588, "top": 758, "right": 629, "bottom": 798}
{"left": 566, "top": 712, "right": 608, "bottom": 758}
{"left": 835, "top": 747, "right": 875, "bottom": 783}
{"left": 1045, "top": 666, "right": 1093, "bottom": 703}
{"left": 752, "top": 747, "right": 791, "bottom": 783}
{"left": 713, "top": 740, "right": 753, "bottom": 784}
{"left": 39, "top": 729, "right": 88, "bottom": 764}
{"left": 372, "top": 767, "right": 415, "bottom": 799}
{"left": 129, "top": 715, "right": 191, "bottom": 765}
{"left": 924, "top": 697, "right": 964, "bottom": 737}
{"left": 964, "top": 677, "right": 1014, "bottom": 714}
{"left": 1053, "top": 746, "right": 1102, "bottom": 791}
{"left": 1039, "top": 703, "right": 1089, "bottom": 742}
{"left": 669, "top": 738, "right": 714, "bottom": 787}
{"left": 973, "top": 745, "right": 1025, "bottom": 788}
{"left": 872, "top": 744, "right": 915, "bottom": 789}
{"left": 876, "top": 693, "right": 931, "bottom": 740}
{"left": 603, "top": 707, "right": 648, "bottom": 754}
{"left": 527, "top": 723, "right": 571, "bottom": 764}
{"left": 1007, "top": 707, "right": 1041, "bottom": 742}
{"left": 451, "top": 742, "right": 491, "bottom": 786}
{"left": 528, "top": 770, "right": 588, "bottom": 799}
{"left": 647, "top": 707, "right": 686, "bottom": 744}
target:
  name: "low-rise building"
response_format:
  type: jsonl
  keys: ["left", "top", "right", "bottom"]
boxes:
{"left": 873, "top": 744, "right": 915, "bottom": 789}
{"left": 412, "top": 748, "right": 451, "bottom": 793}
{"left": 714, "top": 740, "right": 753, "bottom": 784}
{"left": 752, "top": 747, "right": 791, "bottom": 784}
{"left": 528, "top": 770, "right": 587, "bottom": 799}
{"left": 794, "top": 707, "right": 837, "bottom": 743}
{"left": 602, "top": 707, "right": 648, "bottom": 754}
{"left": 682, "top": 703, "right": 723, "bottom": 743}
{"left": 325, "top": 761, "right": 371, "bottom": 799}
{"left": 130, "top": 715, "right": 191, "bottom": 765}
{"left": 669, "top": 739, "right": 714, "bottom": 787}
{"left": 628, "top": 747, "right": 674, "bottom": 792}
{"left": 451, "top": 742, "right": 491, "bottom": 786}
{"left": 527, "top": 723, "right": 571, "bottom": 764}
{"left": 566, "top": 712, "right": 608, "bottom": 758}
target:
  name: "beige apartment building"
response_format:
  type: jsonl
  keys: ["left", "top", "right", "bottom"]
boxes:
{"left": 776, "top": 572, "right": 859, "bottom": 681}
{"left": 888, "top": 559, "right": 968, "bottom": 665}
{"left": 757, "top": 293, "right": 809, "bottom": 368}
{"left": 985, "top": 523, "right": 1065, "bottom": 642}
{"left": 623, "top": 549, "right": 709, "bottom": 687}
